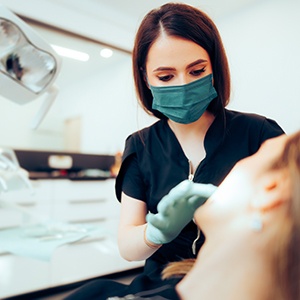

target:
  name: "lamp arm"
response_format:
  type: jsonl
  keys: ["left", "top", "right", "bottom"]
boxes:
{"left": 30, "top": 84, "right": 59, "bottom": 129}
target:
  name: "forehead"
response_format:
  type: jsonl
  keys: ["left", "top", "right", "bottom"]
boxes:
{"left": 236, "top": 134, "right": 287, "bottom": 173}
{"left": 257, "top": 134, "right": 287, "bottom": 158}
{"left": 146, "top": 35, "right": 210, "bottom": 69}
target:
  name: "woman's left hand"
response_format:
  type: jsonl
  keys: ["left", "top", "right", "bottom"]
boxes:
{"left": 145, "top": 180, "right": 217, "bottom": 245}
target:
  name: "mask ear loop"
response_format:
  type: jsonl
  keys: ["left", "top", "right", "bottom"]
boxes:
{"left": 192, "top": 225, "right": 201, "bottom": 255}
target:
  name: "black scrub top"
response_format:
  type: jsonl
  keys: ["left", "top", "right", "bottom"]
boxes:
{"left": 65, "top": 109, "right": 285, "bottom": 300}
{"left": 115, "top": 108, "right": 284, "bottom": 281}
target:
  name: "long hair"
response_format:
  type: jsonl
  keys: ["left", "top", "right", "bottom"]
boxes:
{"left": 272, "top": 130, "right": 300, "bottom": 299}
{"left": 132, "top": 2, "right": 231, "bottom": 119}
{"left": 162, "top": 130, "right": 300, "bottom": 300}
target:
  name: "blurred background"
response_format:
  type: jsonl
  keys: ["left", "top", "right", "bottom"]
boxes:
{"left": 0, "top": 1, "right": 299, "bottom": 299}
{"left": 0, "top": 0, "right": 299, "bottom": 154}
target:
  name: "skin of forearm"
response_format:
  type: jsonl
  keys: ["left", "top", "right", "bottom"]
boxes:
{"left": 118, "top": 223, "right": 158, "bottom": 261}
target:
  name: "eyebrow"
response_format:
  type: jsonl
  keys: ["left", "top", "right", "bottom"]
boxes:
{"left": 152, "top": 59, "right": 208, "bottom": 72}
{"left": 187, "top": 59, "right": 207, "bottom": 69}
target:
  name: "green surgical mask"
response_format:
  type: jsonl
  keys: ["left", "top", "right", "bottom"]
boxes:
{"left": 150, "top": 73, "right": 217, "bottom": 124}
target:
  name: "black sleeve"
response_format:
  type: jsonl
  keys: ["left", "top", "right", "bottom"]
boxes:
{"left": 247, "top": 115, "right": 285, "bottom": 154}
{"left": 115, "top": 134, "right": 146, "bottom": 202}
{"left": 259, "top": 117, "right": 285, "bottom": 141}
{"left": 119, "top": 154, "right": 147, "bottom": 202}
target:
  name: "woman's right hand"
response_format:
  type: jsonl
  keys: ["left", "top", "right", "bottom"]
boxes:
{"left": 118, "top": 193, "right": 157, "bottom": 261}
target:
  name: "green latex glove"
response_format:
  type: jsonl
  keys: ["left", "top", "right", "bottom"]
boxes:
{"left": 146, "top": 180, "right": 217, "bottom": 245}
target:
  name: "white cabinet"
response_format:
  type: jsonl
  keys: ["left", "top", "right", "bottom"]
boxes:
{"left": 0, "top": 180, "right": 53, "bottom": 229}
{"left": 52, "top": 179, "right": 120, "bottom": 223}
{"left": 0, "top": 178, "right": 144, "bottom": 299}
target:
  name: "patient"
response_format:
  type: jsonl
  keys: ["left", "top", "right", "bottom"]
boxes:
{"left": 167, "top": 130, "right": 300, "bottom": 300}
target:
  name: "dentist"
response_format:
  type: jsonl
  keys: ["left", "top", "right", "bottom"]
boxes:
{"left": 115, "top": 1, "right": 284, "bottom": 295}
{"left": 66, "top": 3, "right": 284, "bottom": 299}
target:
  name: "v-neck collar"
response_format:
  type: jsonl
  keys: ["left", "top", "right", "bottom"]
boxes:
{"left": 162, "top": 110, "right": 226, "bottom": 157}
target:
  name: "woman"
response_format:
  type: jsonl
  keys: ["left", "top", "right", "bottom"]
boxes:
{"left": 66, "top": 3, "right": 284, "bottom": 299}
{"left": 115, "top": 0, "right": 284, "bottom": 292}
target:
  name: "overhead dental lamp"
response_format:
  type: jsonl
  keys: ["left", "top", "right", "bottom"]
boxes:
{"left": 0, "top": 4, "right": 61, "bottom": 129}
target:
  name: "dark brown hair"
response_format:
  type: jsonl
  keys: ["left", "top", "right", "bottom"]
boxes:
{"left": 132, "top": 2, "right": 231, "bottom": 119}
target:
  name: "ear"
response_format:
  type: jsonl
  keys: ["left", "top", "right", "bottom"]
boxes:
{"left": 255, "top": 171, "right": 290, "bottom": 213}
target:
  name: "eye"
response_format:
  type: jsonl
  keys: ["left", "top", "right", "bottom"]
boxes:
{"left": 190, "top": 67, "right": 206, "bottom": 76}
{"left": 157, "top": 74, "right": 174, "bottom": 82}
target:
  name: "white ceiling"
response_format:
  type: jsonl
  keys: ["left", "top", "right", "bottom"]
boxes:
{"left": 0, "top": 0, "right": 261, "bottom": 52}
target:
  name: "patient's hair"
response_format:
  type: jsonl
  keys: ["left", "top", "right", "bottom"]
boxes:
{"left": 162, "top": 130, "right": 300, "bottom": 300}
{"left": 161, "top": 258, "right": 195, "bottom": 280}
{"left": 275, "top": 130, "right": 300, "bottom": 299}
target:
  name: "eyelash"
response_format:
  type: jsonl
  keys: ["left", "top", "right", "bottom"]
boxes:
{"left": 157, "top": 67, "right": 206, "bottom": 82}
{"left": 190, "top": 67, "right": 206, "bottom": 76}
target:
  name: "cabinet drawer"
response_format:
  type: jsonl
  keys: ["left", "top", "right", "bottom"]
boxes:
{"left": 0, "top": 180, "right": 53, "bottom": 205}
{"left": 52, "top": 179, "right": 116, "bottom": 202}
{"left": 52, "top": 179, "right": 120, "bottom": 223}
{"left": 0, "top": 203, "right": 55, "bottom": 229}
{"left": 0, "top": 180, "right": 54, "bottom": 228}
{"left": 53, "top": 197, "right": 120, "bottom": 223}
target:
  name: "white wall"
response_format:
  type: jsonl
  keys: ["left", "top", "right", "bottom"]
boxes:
{"left": 56, "top": 57, "right": 154, "bottom": 154}
{"left": 218, "top": 0, "right": 299, "bottom": 133}
{"left": 0, "top": 95, "right": 64, "bottom": 150}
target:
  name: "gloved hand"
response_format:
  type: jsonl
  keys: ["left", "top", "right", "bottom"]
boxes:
{"left": 145, "top": 180, "right": 217, "bottom": 245}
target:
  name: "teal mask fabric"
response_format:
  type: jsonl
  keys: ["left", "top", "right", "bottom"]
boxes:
{"left": 150, "top": 73, "right": 217, "bottom": 124}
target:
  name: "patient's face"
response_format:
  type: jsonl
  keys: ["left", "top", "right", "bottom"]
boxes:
{"left": 195, "top": 134, "right": 287, "bottom": 233}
